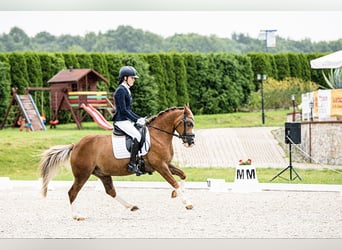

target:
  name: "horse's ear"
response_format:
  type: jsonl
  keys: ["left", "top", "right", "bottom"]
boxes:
{"left": 184, "top": 104, "right": 192, "bottom": 114}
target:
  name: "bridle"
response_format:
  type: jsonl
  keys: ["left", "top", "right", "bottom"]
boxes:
{"left": 147, "top": 110, "right": 195, "bottom": 144}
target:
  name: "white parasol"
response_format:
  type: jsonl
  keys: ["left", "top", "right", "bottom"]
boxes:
{"left": 310, "top": 50, "right": 342, "bottom": 69}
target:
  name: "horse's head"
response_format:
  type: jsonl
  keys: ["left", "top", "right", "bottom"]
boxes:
{"left": 174, "top": 105, "right": 195, "bottom": 147}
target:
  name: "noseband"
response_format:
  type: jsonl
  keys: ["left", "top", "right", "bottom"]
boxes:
{"left": 147, "top": 110, "right": 195, "bottom": 142}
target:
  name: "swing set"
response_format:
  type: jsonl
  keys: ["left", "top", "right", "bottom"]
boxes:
{"left": 1, "top": 68, "right": 114, "bottom": 131}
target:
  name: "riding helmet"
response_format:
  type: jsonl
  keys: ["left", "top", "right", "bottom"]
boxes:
{"left": 118, "top": 66, "right": 139, "bottom": 82}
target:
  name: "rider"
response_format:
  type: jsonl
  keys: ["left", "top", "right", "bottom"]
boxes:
{"left": 113, "top": 66, "right": 146, "bottom": 176}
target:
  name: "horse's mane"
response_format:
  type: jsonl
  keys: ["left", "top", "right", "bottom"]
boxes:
{"left": 147, "top": 107, "right": 184, "bottom": 124}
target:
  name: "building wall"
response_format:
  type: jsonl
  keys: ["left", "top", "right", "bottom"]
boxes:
{"left": 301, "top": 122, "right": 342, "bottom": 165}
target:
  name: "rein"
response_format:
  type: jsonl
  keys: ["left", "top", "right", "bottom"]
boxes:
{"left": 147, "top": 111, "right": 194, "bottom": 140}
{"left": 147, "top": 124, "right": 182, "bottom": 138}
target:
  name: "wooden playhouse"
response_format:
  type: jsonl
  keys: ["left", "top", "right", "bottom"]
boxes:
{"left": 48, "top": 68, "right": 114, "bottom": 129}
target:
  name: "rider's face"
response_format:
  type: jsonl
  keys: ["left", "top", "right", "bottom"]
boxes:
{"left": 126, "top": 76, "right": 136, "bottom": 87}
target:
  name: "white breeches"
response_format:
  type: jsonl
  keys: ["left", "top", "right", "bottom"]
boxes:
{"left": 115, "top": 120, "right": 141, "bottom": 142}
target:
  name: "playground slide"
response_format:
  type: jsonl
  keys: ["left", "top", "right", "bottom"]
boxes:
{"left": 80, "top": 103, "right": 113, "bottom": 130}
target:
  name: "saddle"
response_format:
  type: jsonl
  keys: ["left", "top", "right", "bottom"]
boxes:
{"left": 112, "top": 124, "right": 150, "bottom": 157}
{"left": 113, "top": 124, "right": 147, "bottom": 153}
{"left": 112, "top": 124, "right": 151, "bottom": 175}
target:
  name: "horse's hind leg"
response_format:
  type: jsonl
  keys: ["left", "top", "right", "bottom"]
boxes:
{"left": 68, "top": 175, "right": 90, "bottom": 221}
{"left": 93, "top": 167, "right": 139, "bottom": 211}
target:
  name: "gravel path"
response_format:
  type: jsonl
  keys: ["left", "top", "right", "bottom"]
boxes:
{"left": 1, "top": 185, "right": 341, "bottom": 238}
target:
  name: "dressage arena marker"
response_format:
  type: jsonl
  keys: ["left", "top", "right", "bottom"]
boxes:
{"left": 231, "top": 165, "right": 261, "bottom": 193}
{"left": 206, "top": 178, "right": 227, "bottom": 192}
{"left": 0, "top": 177, "right": 13, "bottom": 190}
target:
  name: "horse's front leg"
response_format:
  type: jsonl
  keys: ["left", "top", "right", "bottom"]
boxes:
{"left": 168, "top": 163, "right": 186, "bottom": 198}
{"left": 157, "top": 163, "right": 193, "bottom": 210}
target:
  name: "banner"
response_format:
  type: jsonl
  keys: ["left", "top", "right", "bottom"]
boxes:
{"left": 330, "top": 89, "right": 342, "bottom": 116}
{"left": 301, "top": 92, "right": 314, "bottom": 121}
{"left": 266, "top": 30, "right": 277, "bottom": 47}
{"left": 317, "top": 90, "right": 331, "bottom": 120}
{"left": 258, "top": 29, "right": 277, "bottom": 48}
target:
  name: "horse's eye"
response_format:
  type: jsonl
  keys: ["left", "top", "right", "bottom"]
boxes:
{"left": 187, "top": 121, "right": 193, "bottom": 127}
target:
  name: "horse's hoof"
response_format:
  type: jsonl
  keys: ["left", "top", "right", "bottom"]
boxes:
{"left": 185, "top": 204, "right": 193, "bottom": 210}
{"left": 73, "top": 216, "right": 86, "bottom": 221}
{"left": 171, "top": 190, "right": 177, "bottom": 198}
{"left": 130, "top": 206, "right": 139, "bottom": 211}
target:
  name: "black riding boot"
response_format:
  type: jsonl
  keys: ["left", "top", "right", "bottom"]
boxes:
{"left": 128, "top": 138, "right": 143, "bottom": 176}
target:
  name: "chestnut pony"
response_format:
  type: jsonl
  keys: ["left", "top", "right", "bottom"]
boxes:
{"left": 39, "top": 106, "right": 195, "bottom": 220}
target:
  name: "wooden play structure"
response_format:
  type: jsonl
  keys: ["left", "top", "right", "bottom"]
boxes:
{"left": 48, "top": 68, "right": 114, "bottom": 129}
{"left": 1, "top": 68, "right": 115, "bottom": 130}
{"left": 0, "top": 88, "right": 46, "bottom": 131}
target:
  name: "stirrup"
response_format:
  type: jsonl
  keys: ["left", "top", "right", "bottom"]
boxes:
{"left": 128, "top": 163, "right": 143, "bottom": 176}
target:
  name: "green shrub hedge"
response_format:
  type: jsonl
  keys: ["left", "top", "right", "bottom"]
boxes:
{"left": 0, "top": 52, "right": 326, "bottom": 124}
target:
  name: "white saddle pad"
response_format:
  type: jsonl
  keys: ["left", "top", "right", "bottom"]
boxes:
{"left": 112, "top": 128, "right": 150, "bottom": 159}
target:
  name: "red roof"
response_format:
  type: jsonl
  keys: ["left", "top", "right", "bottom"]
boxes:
{"left": 48, "top": 69, "right": 108, "bottom": 83}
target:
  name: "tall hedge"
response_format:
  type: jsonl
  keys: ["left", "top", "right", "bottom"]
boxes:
{"left": 186, "top": 53, "right": 209, "bottom": 114}
{"left": 76, "top": 53, "right": 93, "bottom": 69}
{"left": 183, "top": 53, "right": 200, "bottom": 112}
{"left": 0, "top": 59, "right": 11, "bottom": 124}
{"left": 247, "top": 52, "right": 273, "bottom": 91}
{"left": 0, "top": 51, "right": 327, "bottom": 122}
{"left": 144, "top": 53, "right": 168, "bottom": 110}
{"left": 159, "top": 53, "right": 177, "bottom": 107}
{"left": 90, "top": 53, "right": 109, "bottom": 92}
{"left": 172, "top": 53, "right": 189, "bottom": 106}
{"left": 8, "top": 52, "right": 29, "bottom": 93}
{"left": 274, "top": 53, "right": 290, "bottom": 80}
{"left": 25, "top": 52, "right": 43, "bottom": 87}
{"left": 104, "top": 52, "right": 125, "bottom": 92}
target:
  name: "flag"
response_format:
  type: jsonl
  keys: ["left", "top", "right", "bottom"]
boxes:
{"left": 266, "top": 30, "right": 277, "bottom": 47}
{"left": 258, "top": 29, "right": 277, "bottom": 48}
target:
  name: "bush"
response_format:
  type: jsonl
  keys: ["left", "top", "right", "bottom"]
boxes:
{"left": 248, "top": 77, "right": 319, "bottom": 110}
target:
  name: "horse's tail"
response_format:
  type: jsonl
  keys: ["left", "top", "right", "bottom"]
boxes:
{"left": 39, "top": 144, "right": 74, "bottom": 197}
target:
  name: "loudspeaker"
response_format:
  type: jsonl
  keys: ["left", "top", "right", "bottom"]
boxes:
{"left": 285, "top": 122, "right": 301, "bottom": 144}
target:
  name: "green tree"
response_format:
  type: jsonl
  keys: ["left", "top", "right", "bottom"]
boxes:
{"left": 24, "top": 52, "right": 43, "bottom": 87}
{"left": 274, "top": 53, "right": 290, "bottom": 80}
{"left": 233, "top": 54, "right": 254, "bottom": 107}
{"left": 82, "top": 32, "right": 98, "bottom": 52}
{"left": 298, "top": 53, "right": 311, "bottom": 81}
{"left": 8, "top": 52, "right": 29, "bottom": 93}
{"left": 189, "top": 53, "right": 210, "bottom": 114}
{"left": 76, "top": 53, "right": 93, "bottom": 68}
{"left": 182, "top": 53, "right": 198, "bottom": 110}
{"left": 144, "top": 53, "right": 168, "bottom": 110}
{"left": 172, "top": 53, "right": 189, "bottom": 106}
{"left": 32, "top": 31, "right": 57, "bottom": 51}
{"left": 90, "top": 53, "right": 109, "bottom": 91}
{"left": 159, "top": 53, "right": 177, "bottom": 107}
{"left": 104, "top": 53, "right": 123, "bottom": 92}
{"left": 61, "top": 52, "right": 80, "bottom": 69}
{"left": 247, "top": 52, "right": 273, "bottom": 91}
{"left": 288, "top": 53, "right": 302, "bottom": 78}
{"left": 5, "top": 27, "right": 31, "bottom": 51}
{"left": 0, "top": 59, "right": 11, "bottom": 124}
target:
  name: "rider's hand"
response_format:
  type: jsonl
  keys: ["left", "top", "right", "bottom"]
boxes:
{"left": 136, "top": 118, "right": 146, "bottom": 126}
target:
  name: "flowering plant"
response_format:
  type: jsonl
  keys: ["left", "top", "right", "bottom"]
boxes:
{"left": 239, "top": 159, "right": 252, "bottom": 165}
